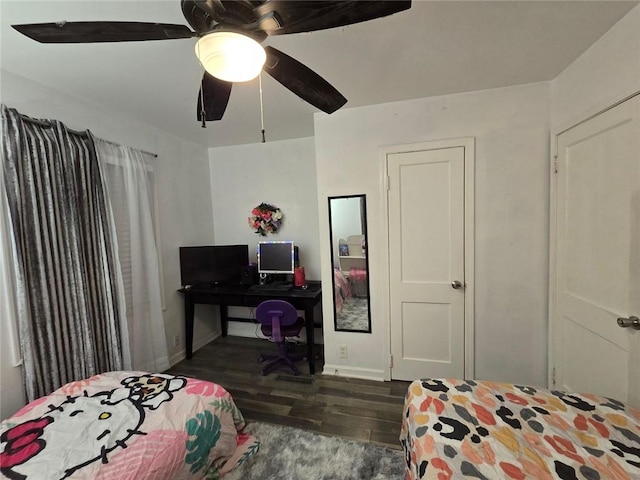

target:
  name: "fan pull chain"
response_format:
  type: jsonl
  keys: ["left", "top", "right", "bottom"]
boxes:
{"left": 259, "top": 72, "right": 266, "bottom": 143}
{"left": 200, "top": 80, "right": 206, "bottom": 128}
{"left": 196, "top": 40, "right": 206, "bottom": 128}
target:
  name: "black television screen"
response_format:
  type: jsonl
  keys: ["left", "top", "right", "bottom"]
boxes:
{"left": 257, "top": 241, "right": 296, "bottom": 274}
{"left": 179, "top": 245, "right": 249, "bottom": 287}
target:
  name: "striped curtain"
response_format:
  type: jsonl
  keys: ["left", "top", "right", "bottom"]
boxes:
{"left": 1, "top": 105, "right": 129, "bottom": 401}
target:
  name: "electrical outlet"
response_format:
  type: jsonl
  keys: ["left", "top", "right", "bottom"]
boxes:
{"left": 338, "top": 344, "right": 348, "bottom": 358}
{"left": 173, "top": 335, "right": 180, "bottom": 348}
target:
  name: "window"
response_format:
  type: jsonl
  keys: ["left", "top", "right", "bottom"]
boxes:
{"left": 101, "top": 151, "right": 165, "bottom": 322}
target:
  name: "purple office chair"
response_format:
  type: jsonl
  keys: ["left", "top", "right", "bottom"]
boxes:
{"left": 256, "top": 300, "right": 306, "bottom": 376}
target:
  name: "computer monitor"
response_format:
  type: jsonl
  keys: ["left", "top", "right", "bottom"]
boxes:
{"left": 179, "top": 245, "right": 249, "bottom": 287}
{"left": 257, "top": 241, "right": 296, "bottom": 274}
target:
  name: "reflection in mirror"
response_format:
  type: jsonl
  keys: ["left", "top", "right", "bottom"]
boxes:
{"left": 328, "top": 195, "right": 371, "bottom": 332}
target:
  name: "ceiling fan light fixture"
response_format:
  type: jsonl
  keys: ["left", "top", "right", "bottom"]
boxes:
{"left": 195, "top": 31, "right": 266, "bottom": 83}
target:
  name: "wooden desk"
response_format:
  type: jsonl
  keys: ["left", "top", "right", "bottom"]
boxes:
{"left": 178, "top": 282, "right": 322, "bottom": 374}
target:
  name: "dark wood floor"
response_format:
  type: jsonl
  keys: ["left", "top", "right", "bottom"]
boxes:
{"left": 166, "top": 336, "right": 410, "bottom": 450}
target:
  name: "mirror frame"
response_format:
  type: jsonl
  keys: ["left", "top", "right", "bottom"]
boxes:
{"left": 328, "top": 194, "right": 372, "bottom": 333}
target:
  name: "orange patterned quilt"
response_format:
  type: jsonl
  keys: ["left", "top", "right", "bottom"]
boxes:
{"left": 401, "top": 379, "right": 640, "bottom": 479}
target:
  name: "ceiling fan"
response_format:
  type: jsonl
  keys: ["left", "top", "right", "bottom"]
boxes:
{"left": 12, "top": 0, "right": 412, "bottom": 125}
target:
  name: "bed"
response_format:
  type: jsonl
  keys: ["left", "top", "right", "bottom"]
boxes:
{"left": 334, "top": 267, "right": 352, "bottom": 313}
{"left": 348, "top": 267, "right": 368, "bottom": 298}
{"left": 0, "top": 371, "right": 258, "bottom": 480}
{"left": 401, "top": 379, "right": 640, "bottom": 479}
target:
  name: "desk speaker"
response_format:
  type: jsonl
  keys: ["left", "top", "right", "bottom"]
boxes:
{"left": 241, "top": 264, "right": 258, "bottom": 286}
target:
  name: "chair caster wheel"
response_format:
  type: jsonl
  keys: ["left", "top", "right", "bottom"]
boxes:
{"left": 258, "top": 355, "right": 265, "bottom": 363}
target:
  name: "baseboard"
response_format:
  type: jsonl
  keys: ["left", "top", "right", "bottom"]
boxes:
{"left": 227, "top": 321, "right": 263, "bottom": 339}
{"left": 169, "top": 330, "right": 220, "bottom": 367}
{"left": 322, "top": 364, "right": 385, "bottom": 382}
{"left": 168, "top": 323, "right": 324, "bottom": 367}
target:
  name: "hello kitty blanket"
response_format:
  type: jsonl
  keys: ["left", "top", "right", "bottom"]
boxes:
{"left": 0, "top": 371, "right": 259, "bottom": 480}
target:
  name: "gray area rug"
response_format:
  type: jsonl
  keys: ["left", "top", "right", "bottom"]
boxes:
{"left": 336, "top": 297, "right": 369, "bottom": 331}
{"left": 224, "top": 422, "right": 405, "bottom": 480}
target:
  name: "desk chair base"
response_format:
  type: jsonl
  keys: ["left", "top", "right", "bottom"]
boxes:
{"left": 259, "top": 347, "right": 306, "bottom": 376}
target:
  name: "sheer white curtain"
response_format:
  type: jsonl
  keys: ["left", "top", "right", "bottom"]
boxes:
{"left": 0, "top": 139, "right": 26, "bottom": 416}
{"left": 95, "top": 139, "right": 169, "bottom": 372}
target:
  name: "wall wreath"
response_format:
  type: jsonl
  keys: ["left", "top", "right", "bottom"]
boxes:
{"left": 248, "top": 203, "right": 283, "bottom": 236}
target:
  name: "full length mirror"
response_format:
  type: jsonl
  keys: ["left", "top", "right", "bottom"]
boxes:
{"left": 328, "top": 195, "right": 371, "bottom": 332}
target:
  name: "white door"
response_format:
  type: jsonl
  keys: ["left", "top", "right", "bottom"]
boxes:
{"left": 387, "top": 143, "right": 468, "bottom": 380}
{"left": 553, "top": 95, "right": 640, "bottom": 406}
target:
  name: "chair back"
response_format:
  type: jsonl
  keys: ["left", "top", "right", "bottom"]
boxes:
{"left": 255, "top": 300, "right": 298, "bottom": 342}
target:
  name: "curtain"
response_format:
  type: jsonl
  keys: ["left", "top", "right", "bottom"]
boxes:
{"left": 1, "top": 105, "right": 130, "bottom": 401}
{"left": 94, "top": 139, "right": 169, "bottom": 372}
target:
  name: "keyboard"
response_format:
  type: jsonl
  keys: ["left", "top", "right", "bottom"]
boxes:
{"left": 248, "top": 284, "right": 292, "bottom": 292}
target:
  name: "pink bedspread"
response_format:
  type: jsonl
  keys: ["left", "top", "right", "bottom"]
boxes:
{"left": 1, "top": 371, "right": 258, "bottom": 480}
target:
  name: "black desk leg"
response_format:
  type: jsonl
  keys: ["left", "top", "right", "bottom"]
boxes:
{"left": 220, "top": 304, "right": 229, "bottom": 337}
{"left": 185, "top": 295, "right": 195, "bottom": 360}
{"left": 305, "top": 306, "right": 316, "bottom": 374}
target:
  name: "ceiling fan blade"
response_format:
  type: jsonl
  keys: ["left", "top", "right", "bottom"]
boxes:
{"left": 255, "top": 1, "right": 411, "bottom": 35}
{"left": 263, "top": 46, "right": 346, "bottom": 114}
{"left": 197, "top": 71, "right": 233, "bottom": 122}
{"left": 12, "top": 22, "right": 195, "bottom": 43}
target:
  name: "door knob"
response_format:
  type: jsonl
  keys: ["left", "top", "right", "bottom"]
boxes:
{"left": 617, "top": 316, "right": 640, "bottom": 330}
{"left": 451, "top": 280, "right": 463, "bottom": 289}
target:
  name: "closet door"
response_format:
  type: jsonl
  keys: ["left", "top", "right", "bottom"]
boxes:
{"left": 552, "top": 95, "right": 640, "bottom": 405}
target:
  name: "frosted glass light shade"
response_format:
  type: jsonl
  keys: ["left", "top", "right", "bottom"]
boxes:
{"left": 195, "top": 32, "right": 266, "bottom": 82}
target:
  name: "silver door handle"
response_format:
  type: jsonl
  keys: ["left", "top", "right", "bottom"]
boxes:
{"left": 617, "top": 316, "right": 640, "bottom": 330}
{"left": 451, "top": 280, "right": 463, "bottom": 289}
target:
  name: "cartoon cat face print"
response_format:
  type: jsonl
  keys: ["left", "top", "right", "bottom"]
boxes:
{"left": 1, "top": 373, "right": 187, "bottom": 480}
{"left": 2, "top": 393, "right": 145, "bottom": 480}
{"left": 120, "top": 373, "right": 186, "bottom": 410}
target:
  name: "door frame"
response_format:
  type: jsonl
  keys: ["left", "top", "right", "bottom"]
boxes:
{"left": 548, "top": 91, "right": 640, "bottom": 390}
{"left": 378, "top": 137, "right": 475, "bottom": 381}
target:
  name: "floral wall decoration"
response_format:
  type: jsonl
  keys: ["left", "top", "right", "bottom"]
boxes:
{"left": 248, "top": 203, "right": 283, "bottom": 236}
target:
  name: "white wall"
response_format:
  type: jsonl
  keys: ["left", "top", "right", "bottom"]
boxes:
{"left": 314, "top": 4, "right": 640, "bottom": 387}
{"left": 208, "top": 137, "right": 322, "bottom": 336}
{"left": 315, "top": 82, "right": 551, "bottom": 386}
{"left": 0, "top": 70, "right": 215, "bottom": 417}
{"left": 551, "top": 4, "right": 640, "bottom": 133}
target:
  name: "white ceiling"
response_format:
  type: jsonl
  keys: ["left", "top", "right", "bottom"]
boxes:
{"left": 1, "top": 1, "right": 638, "bottom": 148}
